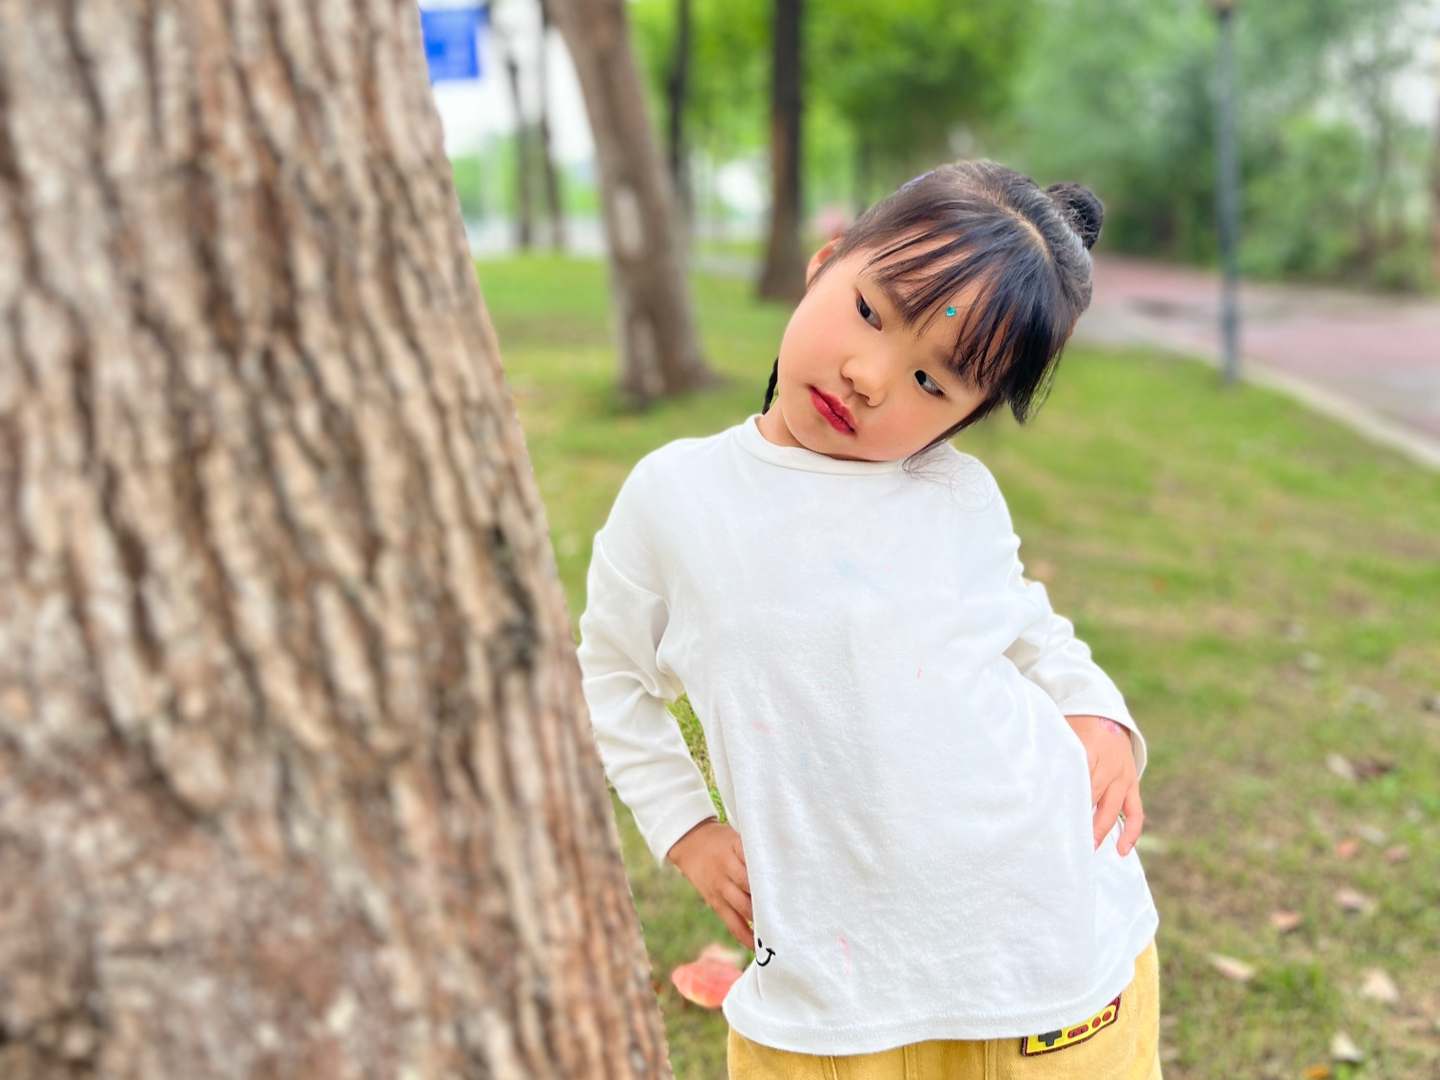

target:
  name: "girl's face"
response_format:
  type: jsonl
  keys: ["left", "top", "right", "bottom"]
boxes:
{"left": 757, "top": 240, "right": 991, "bottom": 462}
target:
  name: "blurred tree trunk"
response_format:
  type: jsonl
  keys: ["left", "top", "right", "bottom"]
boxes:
{"left": 1432, "top": 34, "right": 1440, "bottom": 287}
{"left": 758, "top": 0, "right": 806, "bottom": 301}
{"left": 538, "top": 0, "right": 567, "bottom": 252}
{"left": 498, "top": 22, "right": 536, "bottom": 251}
{"left": 548, "top": 0, "right": 711, "bottom": 400}
{"left": 666, "top": 0, "right": 693, "bottom": 224}
{"left": 0, "top": 2, "right": 672, "bottom": 1078}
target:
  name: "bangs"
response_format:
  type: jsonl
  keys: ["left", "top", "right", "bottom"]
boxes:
{"left": 863, "top": 225, "right": 1071, "bottom": 422}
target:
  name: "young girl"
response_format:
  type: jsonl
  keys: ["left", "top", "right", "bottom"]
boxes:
{"left": 578, "top": 161, "right": 1161, "bottom": 1080}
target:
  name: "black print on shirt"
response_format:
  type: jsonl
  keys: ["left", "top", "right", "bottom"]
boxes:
{"left": 754, "top": 937, "right": 776, "bottom": 966}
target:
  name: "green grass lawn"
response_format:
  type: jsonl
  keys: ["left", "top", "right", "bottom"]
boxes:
{"left": 477, "top": 254, "right": 1440, "bottom": 1080}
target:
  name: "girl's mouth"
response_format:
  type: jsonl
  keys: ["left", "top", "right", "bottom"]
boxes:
{"left": 809, "top": 387, "right": 856, "bottom": 434}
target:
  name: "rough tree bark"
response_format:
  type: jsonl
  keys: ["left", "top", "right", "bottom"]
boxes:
{"left": 0, "top": 1, "right": 672, "bottom": 1078}
{"left": 546, "top": 0, "right": 711, "bottom": 401}
{"left": 757, "top": 0, "right": 806, "bottom": 302}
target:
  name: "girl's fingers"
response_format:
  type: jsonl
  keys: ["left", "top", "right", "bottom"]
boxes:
{"left": 724, "top": 881, "right": 754, "bottom": 926}
{"left": 1117, "top": 786, "right": 1145, "bottom": 856}
{"left": 719, "top": 902, "right": 755, "bottom": 952}
{"left": 731, "top": 854, "right": 751, "bottom": 894}
{"left": 1092, "top": 782, "right": 1125, "bottom": 849}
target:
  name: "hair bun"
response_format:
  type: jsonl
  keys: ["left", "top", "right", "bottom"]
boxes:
{"left": 1045, "top": 183, "right": 1104, "bottom": 250}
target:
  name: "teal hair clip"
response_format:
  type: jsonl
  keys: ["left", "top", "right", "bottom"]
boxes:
{"left": 945, "top": 305, "right": 957, "bottom": 317}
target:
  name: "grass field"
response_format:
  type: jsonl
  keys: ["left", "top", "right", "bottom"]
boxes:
{"left": 477, "top": 254, "right": 1440, "bottom": 1080}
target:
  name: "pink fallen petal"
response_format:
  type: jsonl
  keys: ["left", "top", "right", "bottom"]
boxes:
{"left": 699, "top": 943, "right": 746, "bottom": 968}
{"left": 670, "top": 958, "right": 744, "bottom": 1008}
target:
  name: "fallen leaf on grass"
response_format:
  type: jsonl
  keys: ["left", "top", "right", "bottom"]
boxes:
{"left": 1304, "top": 1066, "right": 1332, "bottom": 1079}
{"left": 670, "top": 947, "right": 745, "bottom": 1008}
{"left": 1357, "top": 824, "right": 1387, "bottom": 845}
{"left": 1134, "top": 834, "right": 1168, "bottom": 856}
{"left": 1352, "top": 758, "right": 1394, "bottom": 781}
{"left": 1334, "top": 838, "right": 1359, "bottom": 859}
{"left": 1334, "top": 887, "right": 1377, "bottom": 915}
{"left": 1326, "top": 753, "right": 1357, "bottom": 782}
{"left": 1330, "top": 1031, "right": 1364, "bottom": 1063}
{"left": 699, "top": 943, "right": 747, "bottom": 967}
{"left": 1208, "top": 954, "right": 1256, "bottom": 982}
{"left": 1359, "top": 968, "right": 1399, "bottom": 1005}
{"left": 1383, "top": 844, "right": 1410, "bottom": 864}
{"left": 1268, "top": 910, "right": 1304, "bottom": 933}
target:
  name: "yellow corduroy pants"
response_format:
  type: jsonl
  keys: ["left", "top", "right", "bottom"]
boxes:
{"left": 728, "top": 940, "right": 1162, "bottom": 1080}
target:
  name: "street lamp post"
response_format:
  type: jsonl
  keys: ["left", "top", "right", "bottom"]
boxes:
{"left": 1211, "top": 0, "right": 1241, "bottom": 385}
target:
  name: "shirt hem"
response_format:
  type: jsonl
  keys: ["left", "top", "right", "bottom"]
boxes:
{"left": 722, "top": 903, "right": 1159, "bottom": 1056}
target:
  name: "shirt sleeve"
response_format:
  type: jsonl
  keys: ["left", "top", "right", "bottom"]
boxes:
{"left": 576, "top": 528, "right": 718, "bottom": 869}
{"left": 978, "top": 468, "right": 1148, "bottom": 779}
{"left": 1003, "top": 568, "right": 1147, "bottom": 778}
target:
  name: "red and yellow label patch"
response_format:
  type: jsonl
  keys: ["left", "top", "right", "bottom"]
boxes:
{"left": 1020, "top": 995, "right": 1121, "bottom": 1056}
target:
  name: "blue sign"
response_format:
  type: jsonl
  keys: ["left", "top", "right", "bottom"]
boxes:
{"left": 421, "top": 5, "right": 487, "bottom": 83}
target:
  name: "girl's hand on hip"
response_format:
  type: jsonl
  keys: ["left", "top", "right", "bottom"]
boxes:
{"left": 1064, "top": 714, "right": 1144, "bottom": 856}
{"left": 666, "top": 818, "right": 755, "bottom": 951}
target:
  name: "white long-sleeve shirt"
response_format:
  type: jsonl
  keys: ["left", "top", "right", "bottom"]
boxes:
{"left": 577, "top": 415, "right": 1158, "bottom": 1055}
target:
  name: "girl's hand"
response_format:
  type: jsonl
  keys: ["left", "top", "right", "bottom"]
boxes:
{"left": 666, "top": 818, "right": 755, "bottom": 951}
{"left": 1064, "top": 714, "right": 1144, "bottom": 856}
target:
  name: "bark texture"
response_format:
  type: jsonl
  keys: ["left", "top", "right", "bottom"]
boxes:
{"left": 547, "top": 0, "right": 710, "bottom": 400}
{"left": 0, "top": 1, "right": 671, "bottom": 1077}
{"left": 757, "top": 0, "right": 806, "bottom": 303}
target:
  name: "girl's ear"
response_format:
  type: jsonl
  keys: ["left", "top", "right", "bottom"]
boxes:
{"left": 806, "top": 238, "right": 842, "bottom": 287}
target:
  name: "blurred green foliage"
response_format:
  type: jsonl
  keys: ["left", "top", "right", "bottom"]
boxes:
{"left": 627, "top": 0, "right": 1437, "bottom": 290}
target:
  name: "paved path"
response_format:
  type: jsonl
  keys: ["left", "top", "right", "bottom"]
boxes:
{"left": 1077, "top": 257, "right": 1440, "bottom": 469}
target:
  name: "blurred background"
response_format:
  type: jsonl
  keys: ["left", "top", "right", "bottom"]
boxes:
{"left": 433, "top": 0, "right": 1440, "bottom": 290}
{"left": 422, "top": 2, "right": 1440, "bottom": 1078}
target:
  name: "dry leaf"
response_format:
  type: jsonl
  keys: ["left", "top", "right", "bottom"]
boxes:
{"left": 1383, "top": 844, "right": 1410, "bottom": 864}
{"left": 1134, "top": 834, "right": 1168, "bottom": 856}
{"left": 1334, "top": 838, "right": 1359, "bottom": 859}
{"left": 1330, "top": 1032, "right": 1364, "bottom": 1063}
{"left": 1269, "top": 910, "right": 1304, "bottom": 933}
{"left": 1304, "top": 1066, "right": 1333, "bottom": 1080}
{"left": 1335, "top": 887, "right": 1377, "bottom": 915}
{"left": 1353, "top": 758, "right": 1394, "bottom": 781}
{"left": 1325, "top": 753, "right": 1357, "bottom": 782}
{"left": 1208, "top": 954, "right": 1256, "bottom": 982}
{"left": 1359, "top": 968, "right": 1399, "bottom": 1005}
{"left": 670, "top": 953, "right": 744, "bottom": 1009}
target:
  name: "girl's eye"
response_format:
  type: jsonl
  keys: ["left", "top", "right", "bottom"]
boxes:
{"left": 857, "top": 294, "right": 882, "bottom": 329}
{"left": 915, "top": 370, "right": 945, "bottom": 397}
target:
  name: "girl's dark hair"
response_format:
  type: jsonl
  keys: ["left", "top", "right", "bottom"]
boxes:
{"left": 761, "top": 160, "right": 1103, "bottom": 455}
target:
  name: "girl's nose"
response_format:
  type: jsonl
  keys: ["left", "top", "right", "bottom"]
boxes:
{"left": 840, "top": 353, "right": 889, "bottom": 405}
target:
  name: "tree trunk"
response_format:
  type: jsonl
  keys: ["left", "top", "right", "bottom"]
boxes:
{"left": 1432, "top": 33, "right": 1440, "bottom": 288}
{"left": 758, "top": 0, "right": 806, "bottom": 302}
{"left": 665, "top": 0, "right": 693, "bottom": 224}
{"left": 547, "top": 0, "right": 711, "bottom": 400}
{"left": 498, "top": 25, "right": 536, "bottom": 251}
{"left": 0, "top": 2, "right": 672, "bottom": 1078}
{"left": 537, "top": 0, "right": 568, "bottom": 252}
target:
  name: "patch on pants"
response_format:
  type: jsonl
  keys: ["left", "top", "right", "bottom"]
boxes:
{"left": 1019, "top": 994, "right": 1121, "bottom": 1056}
